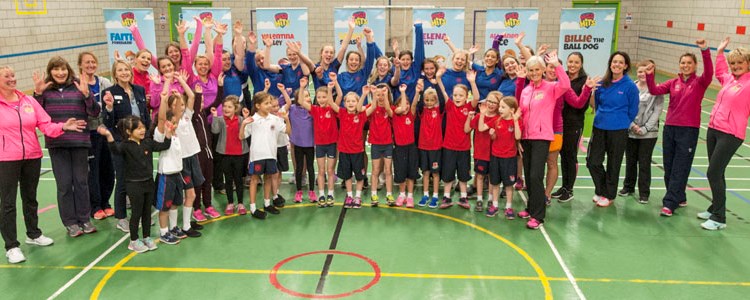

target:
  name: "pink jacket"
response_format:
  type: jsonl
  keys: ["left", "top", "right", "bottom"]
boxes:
{"left": 710, "top": 53, "right": 750, "bottom": 140}
{"left": 516, "top": 65, "right": 571, "bottom": 141}
{"left": 0, "top": 90, "right": 64, "bottom": 161}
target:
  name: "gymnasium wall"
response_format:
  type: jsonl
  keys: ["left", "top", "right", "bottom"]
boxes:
{"left": 3, "top": 0, "right": 747, "bottom": 92}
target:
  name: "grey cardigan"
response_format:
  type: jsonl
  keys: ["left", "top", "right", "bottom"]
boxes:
{"left": 629, "top": 83, "right": 664, "bottom": 139}
{"left": 211, "top": 115, "right": 249, "bottom": 155}
{"left": 88, "top": 75, "right": 113, "bottom": 130}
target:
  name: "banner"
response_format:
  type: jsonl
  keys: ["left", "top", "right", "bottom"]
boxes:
{"left": 180, "top": 8, "right": 233, "bottom": 55}
{"left": 558, "top": 8, "right": 616, "bottom": 77}
{"left": 333, "top": 7, "right": 386, "bottom": 72}
{"left": 484, "top": 8, "right": 539, "bottom": 58}
{"left": 256, "top": 8, "right": 309, "bottom": 64}
{"left": 412, "top": 8, "right": 464, "bottom": 62}
{"left": 103, "top": 8, "right": 157, "bottom": 72}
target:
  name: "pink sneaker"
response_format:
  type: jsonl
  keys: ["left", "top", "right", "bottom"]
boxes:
{"left": 192, "top": 209, "right": 207, "bottom": 222}
{"left": 395, "top": 195, "right": 405, "bottom": 207}
{"left": 526, "top": 218, "right": 542, "bottom": 229}
{"left": 405, "top": 197, "right": 414, "bottom": 208}
{"left": 205, "top": 206, "right": 221, "bottom": 218}
{"left": 514, "top": 178, "right": 525, "bottom": 190}
{"left": 596, "top": 197, "right": 613, "bottom": 207}
{"left": 237, "top": 204, "right": 247, "bottom": 215}
{"left": 308, "top": 191, "right": 317, "bottom": 202}
{"left": 224, "top": 204, "right": 235, "bottom": 215}
{"left": 517, "top": 210, "right": 530, "bottom": 219}
{"left": 660, "top": 207, "right": 673, "bottom": 217}
{"left": 294, "top": 191, "right": 303, "bottom": 203}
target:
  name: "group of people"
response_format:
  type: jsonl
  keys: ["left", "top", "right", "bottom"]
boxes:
{"left": 1, "top": 15, "right": 749, "bottom": 264}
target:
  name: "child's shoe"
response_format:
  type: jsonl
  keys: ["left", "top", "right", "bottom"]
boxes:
{"left": 192, "top": 209, "right": 207, "bottom": 222}
{"left": 237, "top": 204, "right": 247, "bottom": 215}
{"left": 294, "top": 191, "right": 303, "bottom": 203}
{"left": 395, "top": 195, "right": 405, "bottom": 207}
{"left": 205, "top": 207, "right": 221, "bottom": 219}
{"left": 128, "top": 239, "right": 149, "bottom": 253}
{"left": 485, "top": 205, "right": 499, "bottom": 217}
{"left": 225, "top": 203, "right": 235, "bottom": 215}
{"left": 418, "top": 195, "right": 429, "bottom": 207}
{"left": 428, "top": 197, "right": 439, "bottom": 209}
{"left": 405, "top": 197, "right": 414, "bottom": 208}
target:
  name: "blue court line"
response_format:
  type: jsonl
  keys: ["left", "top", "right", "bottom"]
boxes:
{"left": 0, "top": 42, "right": 108, "bottom": 59}
{"left": 655, "top": 145, "right": 750, "bottom": 205}
{"left": 638, "top": 36, "right": 730, "bottom": 53}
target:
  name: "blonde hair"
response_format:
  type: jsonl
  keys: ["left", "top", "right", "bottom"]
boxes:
{"left": 450, "top": 50, "right": 471, "bottom": 72}
{"left": 500, "top": 96, "right": 519, "bottom": 111}
{"left": 423, "top": 87, "right": 438, "bottom": 102}
{"left": 727, "top": 47, "right": 750, "bottom": 64}
{"left": 111, "top": 60, "right": 133, "bottom": 85}
{"left": 368, "top": 56, "right": 391, "bottom": 84}
{"left": 487, "top": 91, "right": 503, "bottom": 102}
{"left": 223, "top": 95, "right": 241, "bottom": 115}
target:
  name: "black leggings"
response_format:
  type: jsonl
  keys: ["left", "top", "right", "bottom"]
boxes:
{"left": 294, "top": 146, "right": 315, "bottom": 191}
{"left": 706, "top": 128, "right": 743, "bottom": 223}
{"left": 223, "top": 155, "right": 246, "bottom": 204}
{"left": 126, "top": 180, "right": 153, "bottom": 241}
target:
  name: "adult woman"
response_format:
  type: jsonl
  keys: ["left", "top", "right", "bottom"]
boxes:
{"left": 103, "top": 59, "right": 151, "bottom": 233}
{"left": 514, "top": 51, "right": 570, "bottom": 229}
{"left": 33, "top": 56, "right": 100, "bottom": 237}
{"left": 587, "top": 51, "right": 639, "bottom": 207}
{"left": 470, "top": 46, "right": 503, "bottom": 101}
{"left": 699, "top": 37, "right": 750, "bottom": 230}
{"left": 0, "top": 66, "right": 85, "bottom": 263}
{"left": 440, "top": 35, "right": 470, "bottom": 97}
{"left": 645, "top": 39, "right": 713, "bottom": 213}
{"left": 78, "top": 52, "right": 115, "bottom": 220}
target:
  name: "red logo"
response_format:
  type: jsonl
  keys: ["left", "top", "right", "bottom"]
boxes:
{"left": 352, "top": 11, "right": 368, "bottom": 27}
{"left": 579, "top": 12, "right": 596, "bottom": 28}
{"left": 199, "top": 12, "right": 213, "bottom": 22}
{"left": 255, "top": 164, "right": 262, "bottom": 172}
{"left": 431, "top": 12, "right": 446, "bottom": 28}
{"left": 121, "top": 12, "right": 135, "bottom": 27}
{"left": 274, "top": 12, "right": 290, "bottom": 28}
{"left": 504, "top": 12, "right": 520, "bottom": 28}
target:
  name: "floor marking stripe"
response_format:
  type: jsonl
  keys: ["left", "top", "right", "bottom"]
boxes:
{"left": 37, "top": 204, "right": 57, "bottom": 214}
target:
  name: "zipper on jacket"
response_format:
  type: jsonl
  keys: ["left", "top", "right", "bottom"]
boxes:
{"left": 16, "top": 107, "right": 25, "bottom": 160}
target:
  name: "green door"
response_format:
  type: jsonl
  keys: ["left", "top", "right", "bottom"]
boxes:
{"left": 168, "top": 1, "right": 213, "bottom": 42}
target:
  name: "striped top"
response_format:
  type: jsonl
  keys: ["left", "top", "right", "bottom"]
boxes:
{"left": 35, "top": 82, "right": 100, "bottom": 148}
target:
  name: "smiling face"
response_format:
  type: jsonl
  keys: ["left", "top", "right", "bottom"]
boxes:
{"left": 315, "top": 89, "right": 329, "bottom": 106}
{"left": 498, "top": 100, "right": 513, "bottom": 119}
{"left": 114, "top": 61, "right": 132, "bottom": 84}
{"left": 158, "top": 58, "right": 175, "bottom": 76}
{"left": 286, "top": 48, "right": 299, "bottom": 65}
{"left": 484, "top": 50, "right": 499, "bottom": 68}
{"left": 452, "top": 85, "right": 468, "bottom": 106}
{"left": 50, "top": 66, "right": 69, "bottom": 84}
{"left": 729, "top": 57, "right": 750, "bottom": 77}
{"left": 503, "top": 57, "right": 518, "bottom": 76}
{"left": 255, "top": 51, "right": 265, "bottom": 68}
{"left": 195, "top": 56, "right": 210, "bottom": 77}
{"left": 485, "top": 98, "right": 499, "bottom": 116}
{"left": 679, "top": 55, "right": 696, "bottom": 76}
{"left": 423, "top": 61, "right": 437, "bottom": 78}
{"left": 527, "top": 60, "right": 544, "bottom": 83}
{"left": 637, "top": 66, "right": 647, "bottom": 82}
{"left": 127, "top": 121, "right": 146, "bottom": 141}
{"left": 79, "top": 54, "right": 98, "bottom": 76}
{"left": 399, "top": 53, "right": 413, "bottom": 70}
{"left": 376, "top": 58, "right": 390, "bottom": 76}
{"left": 0, "top": 67, "right": 17, "bottom": 92}
{"left": 544, "top": 63, "right": 557, "bottom": 81}
{"left": 169, "top": 93, "right": 186, "bottom": 118}
{"left": 222, "top": 99, "right": 237, "bottom": 116}
{"left": 167, "top": 45, "right": 181, "bottom": 66}
{"left": 321, "top": 46, "right": 335, "bottom": 64}
{"left": 567, "top": 54, "right": 582, "bottom": 77}
{"left": 609, "top": 54, "right": 627, "bottom": 77}
{"left": 452, "top": 52, "right": 467, "bottom": 71}
{"left": 346, "top": 52, "right": 361, "bottom": 72}
{"left": 222, "top": 52, "right": 232, "bottom": 72}
{"left": 344, "top": 94, "right": 359, "bottom": 112}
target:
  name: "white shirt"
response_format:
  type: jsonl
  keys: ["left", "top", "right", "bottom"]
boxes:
{"left": 244, "top": 113, "right": 286, "bottom": 161}
{"left": 176, "top": 109, "right": 200, "bottom": 158}
{"left": 153, "top": 128, "right": 183, "bottom": 174}
{"left": 276, "top": 108, "right": 290, "bottom": 147}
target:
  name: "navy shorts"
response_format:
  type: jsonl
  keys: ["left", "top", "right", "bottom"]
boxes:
{"left": 315, "top": 143, "right": 337, "bottom": 159}
{"left": 155, "top": 173, "right": 184, "bottom": 211}
{"left": 181, "top": 154, "right": 205, "bottom": 189}
{"left": 336, "top": 152, "right": 365, "bottom": 181}
{"left": 248, "top": 159, "right": 278, "bottom": 176}
{"left": 490, "top": 155, "right": 517, "bottom": 187}
{"left": 419, "top": 149, "right": 441, "bottom": 173}
{"left": 371, "top": 144, "right": 393, "bottom": 160}
{"left": 441, "top": 149, "right": 471, "bottom": 182}
{"left": 393, "top": 144, "right": 419, "bottom": 183}
{"left": 474, "top": 159, "right": 490, "bottom": 175}
{"left": 277, "top": 146, "right": 289, "bottom": 172}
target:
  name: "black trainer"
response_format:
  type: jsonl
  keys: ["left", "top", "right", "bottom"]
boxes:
{"left": 251, "top": 209, "right": 267, "bottom": 219}
{"left": 273, "top": 195, "right": 286, "bottom": 208}
{"left": 618, "top": 188, "right": 634, "bottom": 197}
{"left": 264, "top": 205, "right": 280, "bottom": 215}
{"left": 637, "top": 196, "right": 649, "bottom": 204}
{"left": 557, "top": 189, "right": 574, "bottom": 203}
{"left": 551, "top": 187, "right": 566, "bottom": 199}
{"left": 184, "top": 227, "right": 202, "bottom": 238}
{"left": 190, "top": 221, "right": 204, "bottom": 230}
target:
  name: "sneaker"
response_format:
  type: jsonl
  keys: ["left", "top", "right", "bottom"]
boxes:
{"left": 264, "top": 205, "right": 280, "bottom": 215}
{"left": 428, "top": 197, "right": 439, "bottom": 209}
{"left": 66, "top": 225, "right": 83, "bottom": 237}
{"left": 395, "top": 195, "right": 405, "bottom": 207}
{"left": 237, "top": 204, "right": 247, "bottom": 215}
{"left": 700, "top": 219, "right": 727, "bottom": 230}
{"left": 170, "top": 227, "right": 187, "bottom": 239}
{"left": 637, "top": 196, "right": 649, "bottom": 204}
{"left": 504, "top": 208, "right": 516, "bottom": 220}
{"left": 205, "top": 207, "right": 221, "bottom": 219}
{"left": 551, "top": 187, "right": 566, "bottom": 199}
{"left": 116, "top": 219, "right": 129, "bottom": 233}
{"left": 225, "top": 203, "right": 235, "bottom": 215}
{"left": 466, "top": 185, "right": 476, "bottom": 196}
{"left": 696, "top": 211, "right": 712, "bottom": 220}
{"left": 5, "top": 247, "right": 25, "bottom": 264}
{"left": 25, "top": 235, "right": 54, "bottom": 246}
{"left": 592, "top": 195, "right": 602, "bottom": 203}
{"left": 294, "top": 191, "right": 303, "bottom": 203}
{"left": 618, "top": 188, "right": 634, "bottom": 197}
{"left": 439, "top": 197, "right": 454, "bottom": 209}
{"left": 660, "top": 207, "right": 673, "bottom": 217}
{"left": 385, "top": 194, "right": 396, "bottom": 206}
{"left": 418, "top": 195, "right": 429, "bottom": 207}
{"left": 475, "top": 200, "right": 484, "bottom": 212}
{"left": 517, "top": 210, "right": 530, "bottom": 219}
{"left": 344, "top": 196, "right": 354, "bottom": 208}
{"left": 353, "top": 197, "right": 362, "bottom": 208}
{"left": 308, "top": 191, "right": 317, "bottom": 202}
{"left": 679, "top": 201, "right": 688, "bottom": 207}
{"left": 93, "top": 210, "right": 107, "bottom": 220}
{"left": 485, "top": 205, "right": 499, "bottom": 217}
{"left": 545, "top": 197, "right": 552, "bottom": 206}
{"left": 251, "top": 209, "right": 267, "bottom": 219}
{"left": 526, "top": 218, "right": 542, "bottom": 230}
{"left": 159, "top": 232, "right": 180, "bottom": 245}
{"left": 104, "top": 208, "right": 115, "bottom": 217}
{"left": 557, "top": 189, "right": 574, "bottom": 203}
{"left": 143, "top": 237, "right": 158, "bottom": 251}
{"left": 273, "top": 195, "right": 286, "bottom": 208}
{"left": 183, "top": 227, "right": 202, "bottom": 238}
{"left": 190, "top": 221, "right": 204, "bottom": 230}
{"left": 514, "top": 178, "right": 525, "bottom": 190}
{"left": 192, "top": 209, "right": 207, "bottom": 222}
{"left": 458, "top": 197, "right": 470, "bottom": 209}
{"left": 371, "top": 195, "right": 380, "bottom": 207}
{"left": 317, "top": 197, "right": 327, "bottom": 208}
{"left": 326, "top": 195, "right": 335, "bottom": 207}
{"left": 596, "top": 197, "right": 613, "bottom": 207}
{"left": 82, "top": 222, "right": 97, "bottom": 234}
{"left": 128, "top": 239, "right": 149, "bottom": 253}
{"left": 405, "top": 197, "right": 414, "bottom": 208}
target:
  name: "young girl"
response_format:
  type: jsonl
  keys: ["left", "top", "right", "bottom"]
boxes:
{"left": 334, "top": 87, "right": 375, "bottom": 208}
{"left": 416, "top": 86, "right": 445, "bottom": 208}
{"left": 240, "top": 92, "right": 290, "bottom": 218}
{"left": 100, "top": 114, "right": 171, "bottom": 253}
{"left": 481, "top": 96, "right": 522, "bottom": 219}
{"left": 392, "top": 83, "right": 421, "bottom": 208}
{"left": 300, "top": 75, "right": 343, "bottom": 207}
{"left": 211, "top": 95, "right": 249, "bottom": 215}
{"left": 465, "top": 93, "right": 501, "bottom": 212}
{"left": 271, "top": 84, "right": 292, "bottom": 207}
{"left": 289, "top": 77, "right": 317, "bottom": 203}
{"left": 393, "top": 23, "right": 426, "bottom": 101}
{"left": 367, "top": 84, "right": 395, "bottom": 206}
{"left": 436, "top": 68, "right": 479, "bottom": 209}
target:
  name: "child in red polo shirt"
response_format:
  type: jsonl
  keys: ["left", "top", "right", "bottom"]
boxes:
{"left": 465, "top": 91, "right": 501, "bottom": 212}
{"left": 416, "top": 84, "right": 445, "bottom": 209}
{"left": 392, "top": 83, "right": 421, "bottom": 208}
{"left": 367, "top": 84, "right": 395, "bottom": 207}
{"left": 482, "top": 96, "right": 522, "bottom": 219}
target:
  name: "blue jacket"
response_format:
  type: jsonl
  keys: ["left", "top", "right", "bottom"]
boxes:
{"left": 593, "top": 75, "right": 639, "bottom": 130}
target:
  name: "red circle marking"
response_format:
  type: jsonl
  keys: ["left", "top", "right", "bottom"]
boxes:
{"left": 269, "top": 250, "right": 381, "bottom": 299}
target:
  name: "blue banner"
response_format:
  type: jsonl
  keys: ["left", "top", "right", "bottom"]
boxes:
{"left": 558, "top": 8, "right": 617, "bottom": 77}
{"left": 180, "top": 8, "right": 233, "bottom": 55}
{"left": 333, "top": 7, "right": 386, "bottom": 72}
{"left": 413, "top": 8, "right": 464, "bottom": 62}
{"left": 484, "top": 8, "right": 539, "bottom": 59}
{"left": 256, "top": 8, "right": 309, "bottom": 64}
{"left": 103, "top": 8, "right": 157, "bottom": 72}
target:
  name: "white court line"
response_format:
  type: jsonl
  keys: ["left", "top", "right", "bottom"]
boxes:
{"left": 517, "top": 192, "right": 586, "bottom": 300}
{"left": 573, "top": 155, "right": 750, "bottom": 161}
{"left": 570, "top": 186, "right": 750, "bottom": 192}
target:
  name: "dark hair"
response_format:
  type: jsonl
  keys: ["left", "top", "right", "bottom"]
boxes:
{"left": 602, "top": 51, "right": 631, "bottom": 88}
{"left": 399, "top": 50, "right": 413, "bottom": 61}
{"left": 679, "top": 52, "right": 697, "bottom": 65}
{"left": 484, "top": 48, "right": 501, "bottom": 67}
{"left": 421, "top": 58, "right": 438, "bottom": 72}
{"left": 566, "top": 52, "right": 587, "bottom": 78}
{"left": 117, "top": 115, "right": 143, "bottom": 139}
{"left": 157, "top": 57, "right": 174, "bottom": 75}
{"left": 164, "top": 42, "right": 182, "bottom": 64}
{"left": 45, "top": 56, "right": 76, "bottom": 88}
{"left": 345, "top": 51, "right": 362, "bottom": 69}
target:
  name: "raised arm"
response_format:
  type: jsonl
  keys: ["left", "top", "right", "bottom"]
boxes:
{"left": 361, "top": 85, "right": 373, "bottom": 114}
{"left": 644, "top": 63, "right": 672, "bottom": 96}
{"left": 546, "top": 52, "right": 571, "bottom": 98}
{"left": 186, "top": 17, "right": 205, "bottom": 68}
{"left": 328, "top": 81, "right": 341, "bottom": 114}
{"left": 330, "top": 72, "right": 343, "bottom": 107}
{"left": 435, "top": 66, "right": 450, "bottom": 101}
{"left": 514, "top": 32, "right": 533, "bottom": 62}
{"left": 157, "top": 80, "right": 171, "bottom": 133}
{"left": 410, "top": 79, "right": 423, "bottom": 115}
{"left": 232, "top": 21, "right": 246, "bottom": 71}
{"left": 695, "top": 38, "right": 714, "bottom": 86}
{"left": 715, "top": 37, "right": 732, "bottom": 85}
{"left": 464, "top": 111, "right": 475, "bottom": 133}
{"left": 129, "top": 22, "right": 158, "bottom": 67}
{"left": 467, "top": 70, "right": 480, "bottom": 108}
{"left": 413, "top": 23, "right": 426, "bottom": 68}
{"left": 515, "top": 65, "right": 527, "bottom": 100}
{"left": 262, "top": 37, "right": 283, "bottom": 73}
{"left": 363, "top": 27, "right": 380, "bottom": 80}
{"left": 210, "top": 23, "right": 226, "bottom": 77}
{"left": 335, "top": 18, "right": 356, "bottom": 64}
{"left": 442, "top": 34, "right": 459, "bottom": 54}
{"left": 177, "top": 70, "right": 195, "bottom": 110}
{"left": 564, "top": 77, "right": 598, "bottom": 109}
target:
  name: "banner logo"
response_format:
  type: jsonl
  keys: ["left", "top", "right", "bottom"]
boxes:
{"left": 199, "top": 11, "right": 213, "bottom": 22}
{"left": 120, "top": 12, "right": 135, "bottom": 27}
{"left": 274, "top": 12, "right": 290, "bottom": 28}
{"left": 579, "top": 12, "right": 596, "bottom": 28}
{"left": 352, "top": 11, "right": 368, "bottom": 27}
{"left": 504, "top": 12, "right": 520, "bottom": 28}
{"left": 431, "top": 12, "right": 446, "bottom": 27}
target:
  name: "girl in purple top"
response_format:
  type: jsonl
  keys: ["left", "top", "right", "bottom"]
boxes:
{"left": 286, "top": 77, "right": 316, "bottom": 202}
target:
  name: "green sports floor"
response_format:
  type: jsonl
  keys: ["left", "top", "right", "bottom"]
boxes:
{"left": 3, "top": 73, "right": 750, "bottom": 299}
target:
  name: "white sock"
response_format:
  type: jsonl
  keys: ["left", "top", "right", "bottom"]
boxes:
{"left": 273, "top": 194, "right": 279, "bottom": 200}
{"left": 160, "top": 227, "right": 168, "bottom": 236}
{"left": 477, "top": 195, "right": 483, "bottom": 202}
{"left": 347, "top": 191, "right": 353, "bottom": 197}
{"left": 168, "top": 209, "right": 178, "bottom": 228}
{"left": 371, "top": 191, "right": 377, "bottom": 197}
{"left": 264, "top": 199, "right": 271, "bottom": 207}
{"left": 407, "top": 193, "right": 413, "bottom": 198}
{"left": 460, "top": 192, "right": 467, "bottom": 198}
{"left": 328, "top": 191, "right": 334, "bottom": 197}
{"left": 443, "top": 192, "right": 450, "bottom": 199}
{"left": 488, "top": 194, "right": 493, "bottom": 202}
{"left": 505, "top": 202, "right": 512, "bottom": 209}
{"left": 355, "top": 190, "right": 361, "bottom": 198}
{"left": 433, "top": 193, "right": 440, "bottom": 199}
{"left": 424, "top": 192, "right": 430, "bottom": 197}
{"left": 319, "top": 190, "right": 324, "bottom": 197}
{"left": 182, "top": 207, "right": 192, "bottom": 231}
{"left": 250, "top": 203, "right": 257, "bottom": 213}
{"left": 386, "top": 192, "right": 392, "bottom": 197}
{"left": 494, "top": 200, "right": 500, "bottom": 207}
